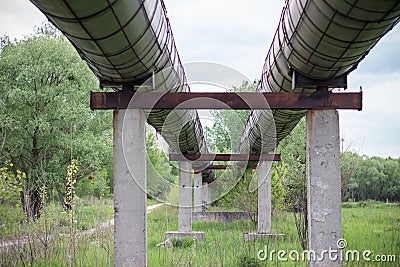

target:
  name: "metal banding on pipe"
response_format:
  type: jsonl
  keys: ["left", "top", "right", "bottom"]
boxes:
{"left": 29, "top": 0, "right": 209, "bottom": 157}
{"left": 239, "top": 0, "right": 400, "bottom": 154}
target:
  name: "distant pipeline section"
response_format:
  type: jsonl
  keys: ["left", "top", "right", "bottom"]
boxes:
{"left": 239, "top": 0, "right": 400, "bottom": 155}
{"left": 29, "top": 0, "right": 209, "bottom": 159}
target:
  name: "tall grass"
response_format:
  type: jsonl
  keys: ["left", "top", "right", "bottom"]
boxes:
{"left": 0, "top": 197, "right": 114, "bottom": 266}
{"left": 1, "top": 200, "right": 398, "bottom": 266}
{"left": 342, "top": 202, "right": 400, "bottom": 266}
{"left": 148, "top": 205, "right": 304, "bottom": 266}
{"left": 148, "top": 202, "right": 399, "bottom": 266}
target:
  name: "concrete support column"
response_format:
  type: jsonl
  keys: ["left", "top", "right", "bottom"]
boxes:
{"left": 258, "top": 160, "right": 272, "bottom": 234}
{"left": 306, "top": 109, "right": 342, "bottom": 267}
{"left": 114, "top": 109, "right": 147, "bottom": 267}
{"left": 178, "top": 161, "right": 192, "bottom": 232}
{"left": 202, "top": 182, "right": 210, "bottom": 210}
{"left": 244, "top": 161, "right": 284, "bottom": 241}
{"left": 165, "top": 162, "right": 205, "bottom": 242}
{"left": 193, "top": 172, "right": 202, "bottom": 212}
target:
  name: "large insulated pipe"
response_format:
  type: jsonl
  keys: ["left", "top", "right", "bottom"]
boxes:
{"left": 29, "top": 0, "right": 208, "bottom": 155}
{"left": 239, "top": 0, "right": 400, "bottom": 155}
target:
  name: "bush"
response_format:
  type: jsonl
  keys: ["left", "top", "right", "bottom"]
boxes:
{"left": 170, "top": 237, "right": 196, "bottom": 248}
{"left": 182, "top": 237, "right": 195, "bottom": 248}
{"left": 238, "top": 254, "right": 261, "bottom": 267}
{"left": 171, "top": 238, "right": 182, "bottom": 247}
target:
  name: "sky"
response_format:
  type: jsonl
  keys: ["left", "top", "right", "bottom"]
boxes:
{"left": 1, "top": 0, "right": 399, "bottom": 158}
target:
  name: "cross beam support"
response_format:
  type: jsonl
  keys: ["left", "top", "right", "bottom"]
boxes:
{"left": 90, "top": 91, "right": 362, "bottom": 110}
{"left": 194, "top": 164, "right": 259, "bottom": 170}
{"left": 169, "top": 153, "right": 280, "bottom": 162}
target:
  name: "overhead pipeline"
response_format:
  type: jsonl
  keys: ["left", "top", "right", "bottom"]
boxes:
{"left": 239, "top": 0, "right": 400, "bottom": 155}
{"left": 29, "top": 0, "right": 208, "bottom": 157}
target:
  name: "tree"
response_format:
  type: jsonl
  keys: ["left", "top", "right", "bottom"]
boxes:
{"left": 340, "top": 151, "right": 361, "bottom": 201}
{"left": 217, "top": 168, "right": 258, "bottom": 223}
{"left": 146, "top": 129, "right": 176, "bottom": 200}
{"left": 342, "top": 154, "right": 400, "bottom": 202}
{"left": 204, "top": 80, "right": 255, "bottom": 153}
{"left": 0, "top": 25, "right": 112, "bottom": 219}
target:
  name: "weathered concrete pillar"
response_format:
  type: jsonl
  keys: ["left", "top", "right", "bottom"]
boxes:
{"left": 244, "top": 161, "right": 285, "bottom": 241}
{"left": 193, "top": 172, "right": 202, "bottom": 212}
{"left": 202, "top": 182, "right": 210, "bottom": 210}
{"left": 306, "top": 109, "right": 342, "bottom": 267}
{"left": 165, "top": 161, "right": 205, "bottom": 242}
{"left": 166, "top": 161, "right": 204, "bottom": 241}
{"left": 178, "top": 161, "right": 192, "bottom": 232}
{"left": 258, "top": 160, "right": 272, "bottom": 234}
{"left": 114, "top": 109, "right": 147, "bottom": 267}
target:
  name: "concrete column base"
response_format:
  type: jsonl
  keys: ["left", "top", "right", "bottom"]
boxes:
{"left": 165, "top": 231, "right": 205, "bottom": 242}
{"left": 244, "top": 232, "right": 285, "bottom": 242}
{"left": 193, "top": 211, "right": 254, "bottom": 223}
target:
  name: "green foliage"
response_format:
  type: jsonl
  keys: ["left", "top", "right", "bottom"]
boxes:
{"left": 217, "top": 169, "right": 258, "bottom": 222}
{"left": 341, "top": 153, "right": 400, "bottom": 202}
{"left": 1, "top": 199, "right": 398, "bottom": 266}
{"left": 182, "top": 237, "right": 196, "bottom": 248}
{"left": 146, "top": 130, "right": 176, "bottom": 200}
{"left": 0, "top": 162, "right": 25, "bottom": 206}
{"left": 216, "top": 165, "right": 288, "bottom": 223}
{"left": 0, "top": 27, "right": 113, "bottom": 217}
{"left": 170, "top": 237, "right": 195, "bottom": 248}
{"left": 276, "top": 118, "right": 306, "bottom": 210}
{"left": 0, "top": 198, "right": 114, "bottom": 266}
{"left": 271, "top": 163, "right": 288, "bottom": 210}
{"left": 170, "top": 238, "right": 181, "bottom": 247}
{"left": 75, "top": 170, "right": 111, "bottom": 199}
{"left": 204, "top": 80, "right": 256, "bottom": 153}
{"left": 275, "top": 119, "right": 308, "bottom": 249}
{"left": 238, "top": 254, "right": 261, "bottom": 267}
{"left": 147, "top": 203, "right": 399, "bottom": 266}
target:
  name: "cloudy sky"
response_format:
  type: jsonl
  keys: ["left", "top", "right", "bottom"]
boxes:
{"left": 1, "top": 0, "right": 399, "bottom": 158}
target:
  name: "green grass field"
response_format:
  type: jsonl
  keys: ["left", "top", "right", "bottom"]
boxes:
{"left": 1, "top": 200, "right": 399, "bottom": 266}
{"left": 147, "top": 202, "right": 400, "bottom": 266}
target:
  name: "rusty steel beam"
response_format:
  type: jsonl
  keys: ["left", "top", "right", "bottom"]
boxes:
{"left": 203, "top": 164, "right": 231, "bottom": 170}
{"left": 90, "top": 91, "right": 362, "bottom": 110}
{"left": 207, "top": 183, "right": 237, "bottom": 187}
{"left": 203, "top": 178, "right": 216, "bottom": 183}
{"left": 194, "top": 164, "right": 258, "bottom": 171}
{"left": 169, "top": 153, "right": 280, "bottom": 162}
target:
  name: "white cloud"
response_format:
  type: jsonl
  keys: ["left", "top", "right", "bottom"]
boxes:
{"left": 164, "top": 0, "right": 283, "bottom": 80}
{"left": 0, "top": 0, "right": 46, "bottom": 40}
{"left": 341, "top": 72, "right": 400, "bottom": 158}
